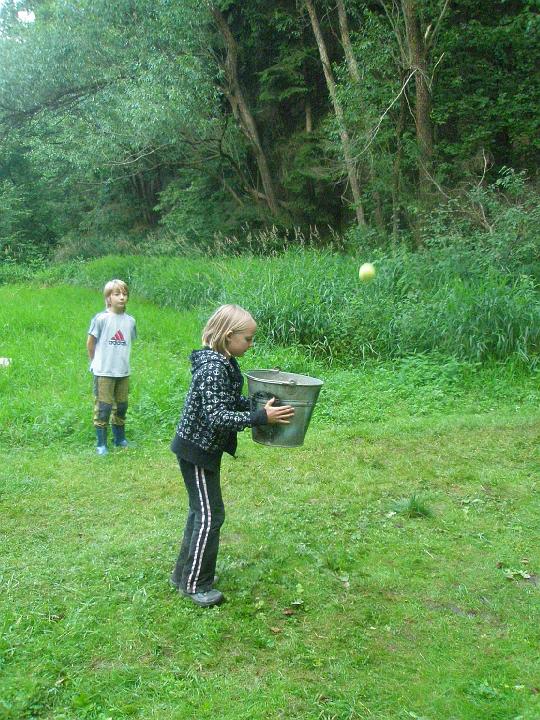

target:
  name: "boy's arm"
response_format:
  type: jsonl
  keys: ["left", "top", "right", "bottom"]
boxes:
{"left": 87, "top": 314, "right": 102, "bottom": 360}
{"left": 87, "top": 334, "right": 97, "bottom": 361}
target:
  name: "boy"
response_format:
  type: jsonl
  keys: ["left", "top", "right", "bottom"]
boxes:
{"left": 87, "top": 279, "right": 137, "bottom": 455}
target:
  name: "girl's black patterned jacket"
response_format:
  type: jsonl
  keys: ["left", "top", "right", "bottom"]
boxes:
{"left": 171, "top": 348, "right": 268, "bottom": 470}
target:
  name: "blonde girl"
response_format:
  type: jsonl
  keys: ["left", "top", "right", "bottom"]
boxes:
{"left": 170, "top": 305, "right": 293, "bottom": 607}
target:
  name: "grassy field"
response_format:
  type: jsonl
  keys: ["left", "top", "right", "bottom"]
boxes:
{"left": 1, "top": 285, "right": 539, "bottom": 720}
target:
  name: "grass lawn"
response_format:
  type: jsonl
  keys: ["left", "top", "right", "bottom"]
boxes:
{"left": 1, "top": 285, "right": 539, "bottom": 719}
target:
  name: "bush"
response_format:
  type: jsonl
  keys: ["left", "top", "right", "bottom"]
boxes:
{"left": 0, "top": 260, "right": 37, "bottom": 285}
{"left": 0, "top": 180, "right": 54, "bottom": 264}
{"left": 424, "top": 168, "right": 540, "bottom": 280}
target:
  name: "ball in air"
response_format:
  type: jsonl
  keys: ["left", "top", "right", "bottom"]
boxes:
{"left": 359, "top": 262, "right": 376, "bottom": 281}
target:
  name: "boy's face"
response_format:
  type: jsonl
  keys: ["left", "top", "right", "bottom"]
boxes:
{"left": 226, "top": 320, "right": 257, "bottom": 358}
{"left": 108, "top": 287, "right": 128, "bottom": 313}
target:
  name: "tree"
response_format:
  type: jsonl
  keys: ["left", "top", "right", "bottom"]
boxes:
{"left": 377, "top": 0, "right": 449, "bottom": 203}
{"left": 336, "top": 0, "right": 384, "bottom": 228}
{"left": 304, "top": 0, "right": 366, "bottom": 227}
{"left": 0, "top": 0, "right": 224, "bottom": 251}
{"left": 210, "top": 6, "right": 281, "bottom": 217}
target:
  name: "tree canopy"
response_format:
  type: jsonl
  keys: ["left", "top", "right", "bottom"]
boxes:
{"left": 1, "top": 0, "right": 538, "bottom": 260}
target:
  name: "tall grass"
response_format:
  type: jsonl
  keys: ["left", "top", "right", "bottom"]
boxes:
{"left": 1, "top": 285, "right": 538, "bottom": 449}
{"left": 15, "top": 244, "right": 539, "bottom": 367}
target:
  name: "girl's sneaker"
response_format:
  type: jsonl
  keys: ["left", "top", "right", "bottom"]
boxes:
{"left": 183, "top": 589, "right": 225, "bottom": 608}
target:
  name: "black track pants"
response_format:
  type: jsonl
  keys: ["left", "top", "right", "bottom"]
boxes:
{"left": 171, "top": 459, "right": 225, "bottom": 594}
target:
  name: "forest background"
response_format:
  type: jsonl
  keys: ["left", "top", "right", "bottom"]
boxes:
{"left": 0, "top": 0, "right": 539, "bottom": 266}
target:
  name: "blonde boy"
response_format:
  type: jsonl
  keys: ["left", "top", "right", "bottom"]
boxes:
{"left": 87, "top": 279, "right": 137, "bottom": 455}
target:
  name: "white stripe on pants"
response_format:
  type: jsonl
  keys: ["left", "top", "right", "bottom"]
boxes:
{"left": 186, "top": 466, "right": 211, "bottom": 593}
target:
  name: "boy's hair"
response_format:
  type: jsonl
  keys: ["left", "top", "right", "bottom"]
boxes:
{"left": 103, "top": 279, "right": 129, "bottom": 307}
{"left": 202, "top": 304, "right": 254, "bottom": 355}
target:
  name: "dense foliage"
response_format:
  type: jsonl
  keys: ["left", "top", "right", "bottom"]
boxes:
{"left": 0, "top": 0, "right": 539, "bottom": 260}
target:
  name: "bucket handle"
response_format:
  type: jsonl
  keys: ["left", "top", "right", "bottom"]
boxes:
{"left": 270, "top": 367, "right": 296, "bottom": 386}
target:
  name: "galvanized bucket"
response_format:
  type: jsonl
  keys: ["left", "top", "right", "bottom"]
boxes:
{"left": 246, "top": 369, "right": 324, "bottom": 447}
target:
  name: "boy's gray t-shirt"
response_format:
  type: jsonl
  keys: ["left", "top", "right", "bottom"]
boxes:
{"left": 88, "top": 310, "right": 137, "bottom": 377}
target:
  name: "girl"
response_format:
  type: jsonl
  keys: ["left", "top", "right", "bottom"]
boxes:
{"left": 170, "top": 304, "right": 294, "bottom": 607}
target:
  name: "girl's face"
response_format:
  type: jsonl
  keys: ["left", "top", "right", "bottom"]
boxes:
{"left": 226, "top": 320, "right": 257, "bottom": 358}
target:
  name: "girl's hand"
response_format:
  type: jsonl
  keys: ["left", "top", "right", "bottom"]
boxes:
{"left": 264, "top": 397, "right": 295, "bottom": 424}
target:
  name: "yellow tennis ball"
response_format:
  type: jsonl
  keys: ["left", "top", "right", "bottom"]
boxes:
{"left": 359, "top": 262, "right": 376, "bottom": 281}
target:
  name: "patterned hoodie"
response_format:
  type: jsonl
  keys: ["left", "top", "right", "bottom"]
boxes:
{"left": 171, "top": 349, "right": 268, "bottom": 469}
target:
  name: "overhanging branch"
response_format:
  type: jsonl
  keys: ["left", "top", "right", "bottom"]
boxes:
{"left": 0, "top": 77, "right": 126, "bottom": 130}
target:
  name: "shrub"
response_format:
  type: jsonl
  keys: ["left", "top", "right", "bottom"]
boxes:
{"left": 0, "top": 180, "right": 54, "bottom": 264}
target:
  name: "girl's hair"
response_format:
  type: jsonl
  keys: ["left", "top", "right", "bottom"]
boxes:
{"left": 103, "top": 279, "right": 129, "bottom": 307}
{"left": 202, "top": 304, "right": 254, "bottom": 354}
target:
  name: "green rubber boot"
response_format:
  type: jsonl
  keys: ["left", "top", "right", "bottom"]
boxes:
{"left": 112, "top": 424, "right": 129, "bottom": 448}
{"left": 96, "top": 427, "right": 108, "bottom": 455}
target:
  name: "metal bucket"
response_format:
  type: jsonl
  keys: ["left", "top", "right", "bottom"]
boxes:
{"left": 246, "top": 369, "right": 324, "bottom": 447}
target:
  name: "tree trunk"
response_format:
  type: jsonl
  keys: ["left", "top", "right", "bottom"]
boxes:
{"left": 401, "top": 0, "right": 433, "bottom": 200}
{"left": 392, "top": 74, "right": 407, "bottom": 238}
{"left": 211, "top": 7, "right": 281, "bottom": 217}
{"left": 337, "top": 0, "right": 383, "bottom": 228}
{"left": 337, "top": 0, "right": 360, "bottom": 83}
{"left": 305, "top": 0, "right": 366, "bottom": 227}
{"left": 305, "top": 99, "right": 313, "bottom": 133}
